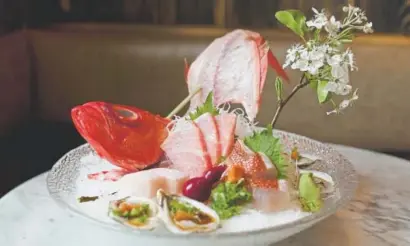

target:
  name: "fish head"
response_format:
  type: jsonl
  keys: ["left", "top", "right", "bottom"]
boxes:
{"left": 71, "top": 101, "right": 170, "bottom": 171}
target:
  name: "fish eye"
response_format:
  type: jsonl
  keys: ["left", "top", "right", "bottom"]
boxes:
{"left": 115, "top": 108, "right": 139, "bottom": 120}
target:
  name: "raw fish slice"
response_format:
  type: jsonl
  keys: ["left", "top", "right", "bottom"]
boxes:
{"left": 186, "top": 30, "right": 269, "bottom": 121}
{"left": 227, "top": 140, "right": 278, "bottom": 189}
{"left": 228, "top": 140, "right": 271, "bottom": 177}
{"left": 212, "top": 30, "right": 268, "bottom": 121}
{"left": 194, "top": 113, "right": 221, "bottom": 165}
{"left": 115, "top": 168, "right": 189, "bottom": 198}
{"left": 87, "top": 169, "right": 131, "bottom": 182}
{"left": 215, "top": 113, "right": 237, "bottom": 157}
{"left": 161, "top": 118, "right": 211, "bottom": 178}
{"left": 186, "top": 37, "right": 226, "bottom": 112}
{"left": 251, "top": 180, "right": 300, "bottom": 213}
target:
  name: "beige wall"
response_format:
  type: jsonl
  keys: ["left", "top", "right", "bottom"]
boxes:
{"left": 2, "top": 24, "right": 410, "bottom": 151}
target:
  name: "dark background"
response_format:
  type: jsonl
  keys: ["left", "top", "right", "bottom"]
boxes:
{"left": 0, "top": 0, "right": 409, "bottom": 36}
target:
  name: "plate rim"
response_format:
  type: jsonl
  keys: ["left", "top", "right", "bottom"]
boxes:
{"left": 46, "top": 129, "right": 358, "bottom": 239}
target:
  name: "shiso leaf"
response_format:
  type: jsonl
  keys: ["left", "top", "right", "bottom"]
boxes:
{"left": 298, "top": 172, "right": 323, "bottom": 212}
{"left": 243, "top": 125, "right": 287, "bottom": 179}
{"left": 189, "top": 92, "right": 219, "bottom": 121}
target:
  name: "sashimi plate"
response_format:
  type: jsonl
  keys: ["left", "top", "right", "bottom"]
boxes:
{"left": 47, "top": 129, "right": 357, "bottom": 246}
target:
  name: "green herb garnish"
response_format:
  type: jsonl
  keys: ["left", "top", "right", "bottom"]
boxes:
{"left": 113, "top": 203, "right": 151, "bottom": 223}
{"left": 298, "top": 172, "right": 323, "bottom": 212}
{"left": 210, "top": 180, "right": 252, "bottom": 220}
{"left": 169, "top": 199, "right": 199, "bottom": 215}
{"left": 189, "top": 92, "right": 219, "bottom": 121}
{"left": 244, "top": 125, "right": 287, "bottom": 178}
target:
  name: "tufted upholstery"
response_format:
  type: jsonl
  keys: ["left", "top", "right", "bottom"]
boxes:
{"left": 1, "top": 24, "right": 410, "bottom": 151}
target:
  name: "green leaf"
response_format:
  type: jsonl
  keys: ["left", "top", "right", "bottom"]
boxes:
{"left": 274, "top": 77, "right": 284, "bottom": 100}
{"left": 210, "top": 181, "right": 252, "bottom": 220}
{"left": 275, "top": 10, "right": 307, "bottom": 38}
{"left": 243, "top": 126, "right": 287, "bottom": 179}
{"left": 298, "top": 172, "right": 323, "bottom": 212}
{"left": 189, "top": 92, "right": 219, "bottom": 120}
{"left": 317, "top": 80, "right": 331, "bottom": 104}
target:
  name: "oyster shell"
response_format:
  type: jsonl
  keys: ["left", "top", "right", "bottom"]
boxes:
{"left": 156, "top": 189, "right": 220, "bottom": 234}
{"left": 108, "top": 196, "right": 159, "bottom": 230}
{"left": 295, "top": 153, "right": 321, "bottom": 168}
{"left": 299, "top": 170, "right": 335, "bottom": 194}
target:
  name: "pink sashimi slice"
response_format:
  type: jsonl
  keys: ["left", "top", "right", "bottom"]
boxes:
{"left": 186, "top": 36, "right": 227, "bottom": 113}
{"left": 161, "top": 118, "right": 211, "bottom": 178}
{"left": 115, "top": 168, "right": 189, "bottom": 198}
{"left": 186, "top": 29, "right": 269, "bottom": 121}
{"left": 215, "top": 113, "right": 237, "bottom": 157}
{"left": 194, "top": 113, "right": 221, "bottom": 165}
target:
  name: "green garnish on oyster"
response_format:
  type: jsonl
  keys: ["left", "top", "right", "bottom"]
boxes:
{"left": 298, "top": 172, "right": 323, "bottom": 212}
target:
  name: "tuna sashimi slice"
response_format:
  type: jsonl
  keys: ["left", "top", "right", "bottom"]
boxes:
{"left": 215, "top": 113, "right": 237, "bottom": 157}
{"left": 115, "top": 168, "right": 189, "bottom": 198}
{"left": 194, "top": 113, "right": 221, "bottom": 165}
{"left": 161, "top": 118, "right": 211, "bottom": 178}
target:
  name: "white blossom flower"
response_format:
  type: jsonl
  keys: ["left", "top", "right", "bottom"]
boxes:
{"left": 307, "top": 8, "right": 328, "bottom": 29}
{"left": 326, "top": 89, "right": 359, "bottom": 115}
{"left": 283, "top": 44, "right": 305, "bottom": 68}
{"left": 291, "top": 49, "right": 325, "bottom": 75}
{"left": 363, "top": 22, "right": 374, "bottom": 33}
{"left": 343, "top": 49, "right": 357, "bottom": 71}
{"left": 342, "top": 5, "right": 360, "bottom": 14}
{"left": 325, "top": 16, "right": 342, "bottom": 36}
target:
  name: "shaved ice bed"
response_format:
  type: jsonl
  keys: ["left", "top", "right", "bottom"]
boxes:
{"left": 74, "top": 153, "right": 311, "bottom": 233}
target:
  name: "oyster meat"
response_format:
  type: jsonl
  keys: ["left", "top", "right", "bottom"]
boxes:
{"left": 108, "top": 196, "right": 159, "bottom": 230}
{"left": 299, "top": 170, "right": 335, "bottom": 194}
{"left": 156, "top": 189, "right": 220, "bottom": 234}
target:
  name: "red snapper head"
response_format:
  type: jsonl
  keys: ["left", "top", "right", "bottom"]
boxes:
{"left": 71, "top": 102, "right": 170, "bottom": 171}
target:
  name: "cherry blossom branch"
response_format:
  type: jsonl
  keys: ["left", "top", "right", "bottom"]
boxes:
{"left": 270, "top": 74, "right": 308, "bottom": 128}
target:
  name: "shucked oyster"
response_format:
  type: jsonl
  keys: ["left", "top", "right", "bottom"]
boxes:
{"left": 108, "top": 196, "right": 159, "bottom": 230}
{"left": 156, "top": 189, "right": 220, "bottom": 234}
{"left": 299, "top": 170, "right": 335, "bottom": 195}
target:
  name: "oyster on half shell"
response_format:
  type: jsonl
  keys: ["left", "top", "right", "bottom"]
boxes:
{"left": 299, "top": 170, "right": 335, "bottom": 195}
{"left": 156, "top": 189, "right": 220, "bottom": 234}
{"left": 108, "top": 196, "right": 159, "bottom": 230}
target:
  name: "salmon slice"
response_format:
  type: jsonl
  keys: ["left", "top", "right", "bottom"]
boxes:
{"left": 161, "top": 118, "right": 211, "bottom": 178}
{"left": 186, "top": 30, "right": 269, "bottom": 121}
{"left": 194, "top": 113, "right": 221, "bottom": 165}
{"left": 215, "top": 113, "right": 237, "bottom": 157}
{"left": 115, "top": 168, "right": 189, "bottom": 198}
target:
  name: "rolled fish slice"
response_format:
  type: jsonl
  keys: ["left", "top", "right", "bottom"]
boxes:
{"left": 115, "top": 168, "right": 189, "bottom": 198}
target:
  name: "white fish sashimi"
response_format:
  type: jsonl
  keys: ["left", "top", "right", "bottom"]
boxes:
{"left": 115, "top": 168, "right": 189, "bottom": 198}
{"left": 186, "top": 29, "right": 269, "bottom": 121}
{"left": 194, "top": 113, "right": 221, "bottom": 165}
{"left": 161, "top": 118, "right": 211, "bottom": 178}
{"left": 214, "top": 113, "right": 237, "bottom": 157}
